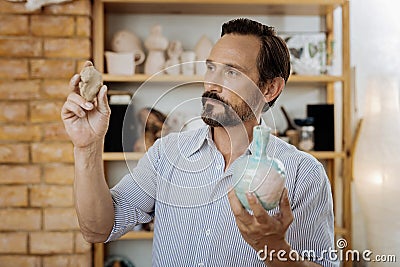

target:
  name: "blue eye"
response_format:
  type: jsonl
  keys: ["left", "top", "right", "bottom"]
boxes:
{"left": 206, "top": 63, "right": 215, "bottom": 72}
{"left": 226, "top": 68, "right": 239, "bottom": 78}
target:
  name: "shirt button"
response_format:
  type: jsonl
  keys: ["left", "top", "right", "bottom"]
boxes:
{"left": 205, "top": 229, "right": 211, "bottom": 236}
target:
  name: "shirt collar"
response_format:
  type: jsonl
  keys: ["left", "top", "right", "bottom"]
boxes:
{"left": 184, "top": 125, "right": 212, "bottom": 157}
{"left": 185, "top": 118, "right": 269, "bottom": 157}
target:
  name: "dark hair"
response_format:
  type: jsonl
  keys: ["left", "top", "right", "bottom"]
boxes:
{"left": 221, "top": 18, "right": 291, "bottom": 112}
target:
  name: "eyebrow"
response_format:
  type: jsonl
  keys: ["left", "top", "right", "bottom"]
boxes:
{"left": 205, "top": 59, "right": 248, "bottom": 73}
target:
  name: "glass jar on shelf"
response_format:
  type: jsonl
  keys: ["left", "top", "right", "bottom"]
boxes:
{"left": 298, "top": 125, "right": 315, "bottom": 151}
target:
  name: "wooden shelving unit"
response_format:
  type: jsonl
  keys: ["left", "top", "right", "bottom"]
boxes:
{"left": 103, "top": 152, "right": 144, "bottom": 161}
{"left": 102, "top": 73, "right": 344, "bottom": 83}
{"left": 102, "top": 150, "right": 345, "bottom": 162}
{"left": 93, "top": 1, "right": 352, "bottom": 266}
{"left": 119, "top": 231, "right": 154, "bottom": 240}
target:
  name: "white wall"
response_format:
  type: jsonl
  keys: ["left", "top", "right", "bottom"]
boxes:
{"left": 351, "top": 0, "right": 400, "bottom": 263}
{"left": 351, "top": 0, "right": 400, "bottom": 118}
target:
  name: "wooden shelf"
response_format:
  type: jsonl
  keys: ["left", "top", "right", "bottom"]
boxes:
{"left": 308, "top": 151, "right": 346, "bottom": 159}
{"left": 103, "top": 151, "right": 345, "bottom": 161}
{"left": 119, "top": 231, "right": 154, "bottom": 240}
{"left": 103, "top": 152, "right": 144, "bottom": 161}
{"left": 103, "top": 73, "right": 344, "bottom": 84}
{"left": 334, "top": 226, "right": 348, "bottom": 236}
{"left": 103, "top": 74, "right": 205, "bottom": 83}
{"left": 102, "top": 0, "right": 345, "bottom": 16}
{"left": 289, "top": 74, "right": 344, "bottom": 83}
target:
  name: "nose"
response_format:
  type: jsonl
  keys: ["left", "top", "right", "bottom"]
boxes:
{"left": 204, "top": 70, "right": 223, "bottom": 93}
{"left": 204, "top": 81, "right": 223, "bottom": 93}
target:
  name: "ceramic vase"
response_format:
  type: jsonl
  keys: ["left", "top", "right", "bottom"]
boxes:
{"left": 232, "top": 125, "right": 286, "bottom": 210}
{"left": 111, "top": 30, "right": 145, "bottom": 67}
{"left": 180, "top": 51, "right": 196, "bottom": 76}
{"left": 111, "top": 30, "right": 143, "bottom": 52}
{"left": 194, "top": 35, "right": 213, "bottom": 75}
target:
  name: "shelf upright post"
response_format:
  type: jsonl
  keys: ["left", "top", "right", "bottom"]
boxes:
{"left": 325, "top": 2, "right": 337, "bottom": 230}
{"left": 93, "top": 0, "right": 105, "bottom": 72}
{"left": 93, "top": 2, "right": 106, "bottom": 267}
{"left": 341, "top": 1, "right": 352, "bottom": 266}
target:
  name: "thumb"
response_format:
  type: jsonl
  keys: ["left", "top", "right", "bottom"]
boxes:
{"left": 97, "top": 85, "right": 110, "bottom": 115}
{"left": 279, "top": 188, "right": 294, "bottom": 227}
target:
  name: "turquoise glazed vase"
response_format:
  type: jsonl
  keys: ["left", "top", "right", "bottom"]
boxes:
{"left": 232, "top": 125, "right": 286, "bottom": 210}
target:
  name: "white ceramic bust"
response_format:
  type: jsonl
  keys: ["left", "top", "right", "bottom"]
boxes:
{"left": 144, "top": 25, "right": 169, "bottom": 75}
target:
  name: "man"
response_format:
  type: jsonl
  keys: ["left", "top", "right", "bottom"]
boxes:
{"left": 61, "top": 18, "right": 337, "bottom": 266}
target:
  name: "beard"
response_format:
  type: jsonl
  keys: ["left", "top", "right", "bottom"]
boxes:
{"left": 201, "top": 91, "right": 257, "bottom": 127}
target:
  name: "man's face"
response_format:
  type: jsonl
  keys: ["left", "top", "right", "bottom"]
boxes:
{"left": 201, "top": 34, "right": 265, "bottom": 128}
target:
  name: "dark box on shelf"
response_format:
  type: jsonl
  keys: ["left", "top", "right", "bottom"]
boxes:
{"left": 104, "top": 103, "right": 137, "bottom": 152}
{"left": 307, "top": 104, "right": 334, "bottom": 151}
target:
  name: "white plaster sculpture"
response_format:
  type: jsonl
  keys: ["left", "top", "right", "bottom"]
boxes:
{"left": 165, "top": 40, "right": 183, "bottom": 75}
{"left": 144, "top": 25, "right": 169, "bottom": 75}
{"left": 23, "top": 0, "right": 72, "bottom": 11}
{"left": 194, "top": 35, "right": 213, "bottom": 75}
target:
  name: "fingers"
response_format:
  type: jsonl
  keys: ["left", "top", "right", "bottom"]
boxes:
{"left": 247, "top": 192, "right": 271, "bottom": 223}
{"left": 246, "top": 189, "right": 293, "bottom": 229}
{"left": 61, "top": 92, "right": 94, "bottom": 120}
{"left": 68, "top": 93, "right": 94, "bottom": 111}
{"left": 96, "top": 85, "right": 110, "bottom": 116}
{"left": 61, "top": 100, "right": 86, "bottom": 119}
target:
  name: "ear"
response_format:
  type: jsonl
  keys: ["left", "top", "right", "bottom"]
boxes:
{"left": 262, "top": 77, "right": 285, "bottom": 103}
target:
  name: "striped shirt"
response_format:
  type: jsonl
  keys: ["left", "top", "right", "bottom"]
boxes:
{"left": 106, "top": 125, "right": 338, "bottom": 267}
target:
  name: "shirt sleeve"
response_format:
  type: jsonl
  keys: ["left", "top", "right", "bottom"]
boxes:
{"left": 287, "top": 159, "right": 339, "bottom": 267}
{"left": 105, "top": 139, "right": 161, "bottom": 242}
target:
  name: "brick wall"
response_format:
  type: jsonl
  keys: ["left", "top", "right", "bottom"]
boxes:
{"left": 0, "top": 0, "right": 93, "bottom": 266}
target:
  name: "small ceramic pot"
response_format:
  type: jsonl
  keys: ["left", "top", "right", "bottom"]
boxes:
{"left": 105, "top": 51, "right": 144, "bottom": 75}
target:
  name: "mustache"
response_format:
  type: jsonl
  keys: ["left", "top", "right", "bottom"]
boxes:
{"left": 201, "top": 91, "right": 229, "bottom": 107}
